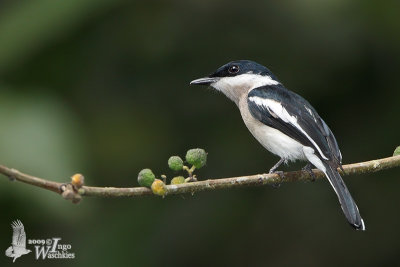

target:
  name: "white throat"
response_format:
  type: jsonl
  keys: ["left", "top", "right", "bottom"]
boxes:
{"left": 211, "top": 73, "right": 279, "bottom": 105}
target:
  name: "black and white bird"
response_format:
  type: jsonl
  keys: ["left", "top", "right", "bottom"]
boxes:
{"left": 190, "top": 60, "right": 365, "bottom": 230}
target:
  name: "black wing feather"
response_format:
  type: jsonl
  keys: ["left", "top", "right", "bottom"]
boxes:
{"left": 319, "top": 118, "right": 342, "bottom": 164}
{"left": 247, "top": 84, "right": 341, "bottom": 164}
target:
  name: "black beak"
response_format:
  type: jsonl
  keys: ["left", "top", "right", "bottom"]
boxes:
{"left": 190, "top": 77, "right": 218, "bottom": 86}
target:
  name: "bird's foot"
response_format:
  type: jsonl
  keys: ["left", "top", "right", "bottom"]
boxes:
{"left": 302, "top": 163, "right": 316, "bottom": 182}
{"left": 268, "top": 158, "right": 286, "bottom": 188}
{"left": 269, "top": 170, "right": 285, "bottom": 188}
{"left": 269, "top": 170, "right": 285, "bottom": 179}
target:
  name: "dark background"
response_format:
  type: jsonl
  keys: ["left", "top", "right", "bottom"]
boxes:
{"left": 0, "top": 0, "right": 399, "bottom": 266}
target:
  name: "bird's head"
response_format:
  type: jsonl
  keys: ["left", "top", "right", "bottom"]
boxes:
{"left": 190, "top": 60, "right": 280, "bottom": 104}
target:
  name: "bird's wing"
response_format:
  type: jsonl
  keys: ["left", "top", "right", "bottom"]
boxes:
{"left": 319, "top": 117, "right": 342, "bottom": 164}
{"left": 11, "top": 220, "right": 26, "bottom": 247}
{"left": 247, "top": 85, "right": 341, "bottom": 164}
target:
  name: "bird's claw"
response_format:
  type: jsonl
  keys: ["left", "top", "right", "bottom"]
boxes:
{"left": 269, "top": 170, "right": 284, "bottom": 188}
{"left": 270, "top": 170, "right": 284, "bottom": 179}
{"left": 302, "top": 163, "right": 316, "bottom": 182}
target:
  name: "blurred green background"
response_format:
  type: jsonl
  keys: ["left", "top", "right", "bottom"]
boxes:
{"left": 0, "top": 0, "right": 399, "bottom": 266}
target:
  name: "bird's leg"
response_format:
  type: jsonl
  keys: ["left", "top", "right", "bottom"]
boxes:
{"left": 269, "top": 158, "right": 285, "bottom": 187}
{"left": 302, "top": 162, "right": 316, "bottom": 182}
{"left": 269, "top": 158, "right": 285, "bottom": 175}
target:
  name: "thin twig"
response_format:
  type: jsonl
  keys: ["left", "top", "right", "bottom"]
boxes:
{"left": 1, "top": 155, "right": 400, "bottom": 200}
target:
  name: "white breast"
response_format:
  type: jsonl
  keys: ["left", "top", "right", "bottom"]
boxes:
{"left": 238, "top": 97, "right": 307, "bottom": 161}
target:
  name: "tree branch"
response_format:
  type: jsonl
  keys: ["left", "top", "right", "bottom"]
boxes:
{"left": 1, "top": 154, "right": 400, "bottom": 201}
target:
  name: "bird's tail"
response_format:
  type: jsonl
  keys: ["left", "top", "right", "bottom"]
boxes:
{"left": 323, "top": 162, "right": 365, "bottom": 230}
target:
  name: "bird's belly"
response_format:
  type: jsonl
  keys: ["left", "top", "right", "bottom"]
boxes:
{"left": 243, "top": 117, "right": 306, "bottom": 161}
{"left": 253, "top": 124, "right": 305, "bottom": 161}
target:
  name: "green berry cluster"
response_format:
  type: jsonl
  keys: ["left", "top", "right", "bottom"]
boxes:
{"left": 137, "top": 148, "right": 208, "bottom": 196}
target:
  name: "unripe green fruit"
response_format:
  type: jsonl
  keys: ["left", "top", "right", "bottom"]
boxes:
{"left": 168, "top": 156, "right": 184, "bottom": 171}
{"left": 138, "top": 168, "right": 156, "bottom": 188}
{"left": 394, "top": 146, "right": 400, "bottom": 156}
{"left": 171, "top": 176, "right": 185, "bottom": 185}
{"left": 185, "top": 148, "right": 207, "bottom": 169}
{"left": 151, "top": 179, "right": 166, "bottom": 196}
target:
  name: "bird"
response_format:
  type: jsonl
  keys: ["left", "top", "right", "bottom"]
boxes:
{"left": 190, "top": 60, "right": 365, "bottom": 230}
{"left": 5, "top": 220, "right": 31, "bottom": 262}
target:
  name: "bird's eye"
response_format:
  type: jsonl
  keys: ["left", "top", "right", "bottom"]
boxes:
{"left": 228, "top": 65, "right": 240, "bottom": 74}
